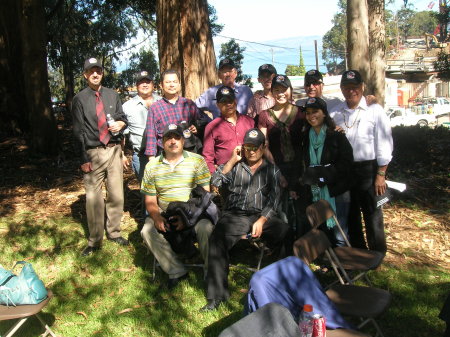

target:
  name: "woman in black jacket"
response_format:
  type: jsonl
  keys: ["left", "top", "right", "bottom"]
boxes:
{"left": 299, "top": 97, "right": 353, "bottom": 246}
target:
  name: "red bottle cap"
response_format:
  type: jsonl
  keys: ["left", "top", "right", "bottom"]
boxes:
{"left": 303, "top": 304, "right": 313, "bottom": 312}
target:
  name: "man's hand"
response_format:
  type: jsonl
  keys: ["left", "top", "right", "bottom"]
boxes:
{"left": 334, "top": 125, "right": 345, "bottom": 133}
{"left": 153, "top": 213, "right": 167, "bottom": 232}
{"left": 252, "top": 217, "right": 267, "bottom": 238}
{"left": 81, "top": 162, "right": 93, "bottom": 173}
{"left": 280, "top": 174, "right": 288, "bottom": 188}
{"left": 122, "top": 155, "right": 129, "bottom": 170}
{"left": 230, "top": 146, "right": 243, "bottom": 163}
{"left": 374, "top": 175, "right": 386, "bottom": 196}
{"left": 109, "top": 120, "right": 125, "bottom": 133}
{"left": 289, "top": 190, "right": 298, "bottom": 200}
{"left": 366, "top": 95, "right": 378, "bottom": 106}
{"left": 189, "top": 124, "right": 197, "bottom": 134}
{"left": 211, "top": 185, "right": 219, "bottom": 195}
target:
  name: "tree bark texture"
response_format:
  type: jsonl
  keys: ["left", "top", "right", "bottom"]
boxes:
{"left": 156, "top": 0, "right": 218, "bottom": 99}
{"left": 347, "top": 0, "right": 370, "bottom": 87}
{"left": 0, "top": 0, "right": 57, "bottom": 155}
{"left": 19, "top": 0, "right": 58, "bottom": 154}
{"left": 368, "top": 0, "right": 386, "bottom": 106}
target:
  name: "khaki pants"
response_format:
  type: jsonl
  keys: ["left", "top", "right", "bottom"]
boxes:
{"left": 141, "top": 217, "right": 213, "bottom": 279}
{"left": 84, "top": 144, "right": 124, "bottom": 246}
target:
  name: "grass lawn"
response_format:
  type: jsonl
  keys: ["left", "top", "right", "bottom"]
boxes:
{"left": 0, "top": 125, "right": 449, "bottom": 336}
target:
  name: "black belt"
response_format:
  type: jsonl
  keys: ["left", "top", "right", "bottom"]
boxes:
{"left": 353, "top": 160, "right": 376, "bottom": 167}
{"left": 88, "top": 142, "right": 120, "bottom": 149}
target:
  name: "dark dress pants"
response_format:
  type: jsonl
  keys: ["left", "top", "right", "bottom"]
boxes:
{"left": 206, "top": 211, "right": 292, "bottom": 301}
{"left": 348, "top": 161, "right": 387, "bottom": 253}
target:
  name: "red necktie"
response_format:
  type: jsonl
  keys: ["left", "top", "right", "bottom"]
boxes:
{"left": 95, "top": 91, "right": 110, "bottom": 145}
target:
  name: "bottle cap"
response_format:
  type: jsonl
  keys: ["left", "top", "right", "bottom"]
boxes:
{"left": 303, "top": 304, "right": 313, "bottom": 312}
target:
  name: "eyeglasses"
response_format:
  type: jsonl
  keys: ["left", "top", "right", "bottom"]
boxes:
{"left": 305, "top": 82, "right": 322, "bottom": 87}
{"left": 243, "top": 145, "right": 260, "bottom": 152}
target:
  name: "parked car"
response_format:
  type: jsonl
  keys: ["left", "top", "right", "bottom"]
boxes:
{"left": 386, "top": 107, "right": 436, "bottom": 127}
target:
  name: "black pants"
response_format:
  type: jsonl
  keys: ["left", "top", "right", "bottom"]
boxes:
{"left": 206, "top": 211, "right": 292, "bottom": 301}
{"left": 348, "top": 161, "right": 387, "bottom": 253}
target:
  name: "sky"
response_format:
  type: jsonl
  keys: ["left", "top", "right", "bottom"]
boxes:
{"left": 207, "top": 0, "right": 439, "bottom": 77}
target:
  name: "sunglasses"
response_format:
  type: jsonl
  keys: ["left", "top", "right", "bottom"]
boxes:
{"left": 243, "top": 145, "right": 260, "bottom": 152}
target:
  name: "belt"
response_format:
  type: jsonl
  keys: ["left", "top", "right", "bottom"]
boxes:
{"left": 353, "top": 160, "right": 376, "bottom": 167}
{"left": 88, "top": 142, "right": 120, "bottom": 150}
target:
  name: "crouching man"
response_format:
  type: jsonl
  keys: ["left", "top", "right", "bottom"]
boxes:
{"left": 201, "top": 128, "right": 292, "bottom": 311}
{"left": 140, "top": 124, "right": 213, "bottom": 289}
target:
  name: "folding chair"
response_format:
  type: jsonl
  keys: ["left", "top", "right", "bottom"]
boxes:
{"left": 0, "top": 290, "right": 56, "bottom": 337}
{"left": 294, "top": 229, "right": 391, "bottom": 337}
{"left": 306, "top": 200, "right": 385, "bottom": 285}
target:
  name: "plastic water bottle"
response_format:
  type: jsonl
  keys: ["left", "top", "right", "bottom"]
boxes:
{"left": 299, "top": 304, "right": 314, "bottom": 337}
{"left": 106, "top": 114, "right": 120, "bottom": 136}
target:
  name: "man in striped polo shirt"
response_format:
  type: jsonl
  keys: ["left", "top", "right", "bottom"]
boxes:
{"left": 140, "top": 124, "right": 213, "bottom": 289}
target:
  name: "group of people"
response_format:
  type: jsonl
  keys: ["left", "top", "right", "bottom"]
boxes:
{"left": 72, "top": 56, "right": 393, "bottom": 312}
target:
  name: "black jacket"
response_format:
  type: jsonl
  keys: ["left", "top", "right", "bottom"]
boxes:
{"left": 299, "top": 128, "right": 354, "bottom": 199}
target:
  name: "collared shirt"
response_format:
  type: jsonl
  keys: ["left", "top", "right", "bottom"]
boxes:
{"left": 247, "top": 90, "right": 275, "bottom": 118}
{"left": 72, "top": 86, "right": 127, "bottom": 164}
{"left": 202, "top": 113, "right": 255, "bottom": 173}
{"left": 140, "top": 151, "right": 211, "bottom": 211}
{"left": 330, "top": 98, "right": 393, "bottom": 166}
{"left": 295, "top": 94, "right": 343, "bottom": 113}
{"left": 212, "top": 160, "right": 281, "bottom": 220}
{"left": 122, "top": 93, "right": 161, "bottom": 153}
{"left": 144, "top": 96, "right": 200, "bottom": 156}
{"left": 195, "top": 83, "right": 254, "bottom": 120}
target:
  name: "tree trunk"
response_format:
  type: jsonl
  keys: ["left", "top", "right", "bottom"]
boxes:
{"left": 156, "top": 0, "right": 218, "bottom": 99}
{"left": 368, "top": 0, "right": 386, "bottom": 106}
{"left": 18, "top": 0, "right": 58, "bottom": 154}
{"left": 347, "top": 0, "right": 370, "bottom": 87}
{"left": 61, "top": 43, "right": 75, "bottom": 110}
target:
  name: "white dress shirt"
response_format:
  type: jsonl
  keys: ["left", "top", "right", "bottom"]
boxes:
{"left": 330, "top": 98, "right": 393, "bottom": 166}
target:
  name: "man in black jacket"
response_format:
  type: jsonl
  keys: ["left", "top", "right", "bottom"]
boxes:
{"left": 72, "top": 57, "right": 129, "bottom": 256}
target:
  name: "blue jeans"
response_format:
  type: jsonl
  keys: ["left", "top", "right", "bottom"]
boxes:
{"left": 334, "top": 191, "right": 350, "bottom": 247}
{"left": 131, "top": 152, "right": 148, "bottom": 183}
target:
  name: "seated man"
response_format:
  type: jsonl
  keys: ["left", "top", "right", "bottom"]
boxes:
{"left": 202, "top": 128, "right": 292, "bottom": 311}
{"left": 140, "top": 124, "right": 213, "bottom": 289}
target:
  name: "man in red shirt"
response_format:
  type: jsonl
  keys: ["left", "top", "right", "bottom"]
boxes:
{"left": 202, "top": 86, "right": 255, "bottom": 174}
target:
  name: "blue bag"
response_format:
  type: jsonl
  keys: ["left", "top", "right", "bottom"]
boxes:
{"left": 0, "top": 261, "right": 48, "bottom": 306}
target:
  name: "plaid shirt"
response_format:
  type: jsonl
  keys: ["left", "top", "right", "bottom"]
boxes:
{"left": 246, "top": 90, "right": 275, "bottom": 118}
{"left": 144, "top": 96, "right": 200, "bottom": 156}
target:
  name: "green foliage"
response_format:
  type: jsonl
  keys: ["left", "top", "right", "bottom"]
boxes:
{"left": 219, "top": 38, "right": 252, "bottom": 86}
{"left": 285, "top": 46, "right": 306, "bottom": 76}
{"left": 434, "top": 50, "right": 450, "bottom": 81}
{"left": 48, "top": 67, "right": 65, "bottom": 101}
{"left": 322, "top": 0, "right": 347, "bottom": 74}
{"left": 207, "top": 4, "right": 224, "bottom": 37}
{"left": 116, "top": 47, "right": 159, "bottom": 98}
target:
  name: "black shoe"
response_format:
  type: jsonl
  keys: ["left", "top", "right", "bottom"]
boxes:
{"left": 167, "top": 273, "right": 189, "bottom": 290}
{"left": 81, "top": 246, "right": 100, "bottom": 257}
{"left": 109, "top": 237, "right": 129, "bottom": 246}
{"left": 200, "top": 299, "right": 224, "bottom": 312}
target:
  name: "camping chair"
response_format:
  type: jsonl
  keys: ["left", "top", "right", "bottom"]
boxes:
{"left": 294, "top": 229, "right": 391, "bottom": 337}
{"left": 0, "top": 290, "right": 56, "bottom": 337}
{"left": 306, "top": 200, "right": 385, "bottom": 286}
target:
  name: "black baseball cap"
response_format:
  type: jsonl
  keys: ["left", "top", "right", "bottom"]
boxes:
{"left": 218, "top": 58, "right": 236, "bottom": 70}
{"left": 272, "top": 74, "right": 292, "bottom": 88}
{"left": 215, "top": 86, "right": 236, "bottom": 103}
{"left": 258, "top": 64, "right": 277, "bottom": 77}
{"left": 178, "top": 121, "right": 196, "bottom": 149}
{"left": 340, "top": 70, "right": 364, "bottom": 85}
{"left": 136, "top": 70, "right": 153, "bottom": 83}
{"left": 243, "top": 128, "right": 265, "bottom": 147}
{"left": 304, "top": 69, "right": 323, "bottom": 84}
{"left": 83, "top": 57, "right": 102, "bottom": 71}
{"left": 162, "top": 124, "right": 183, "bottom": 138}
{"left": 304, "top": 97, "right": 328, "bottom": 115}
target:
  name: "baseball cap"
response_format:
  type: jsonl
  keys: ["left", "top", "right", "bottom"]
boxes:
{"left": 218, "top": 58, "right": 236, "bottom": 70}
{"left": 136, "top": 70, "right": 153, "bottom": 83}
{"left": 258, "top": 64, "right": 277, "bottom": 77}
{"left": 340, "top": 70, "right": 364, "bottom": 85}
{"left": 215, "top": 86, "right": 236, "bottom": 103}
{"left": 83, "top": 57, "right": 102, "bottom": 71}
{"left": 304, "top": 97, "right": 328, "bottom": 115}
{"left": 243, "top": 128, "right": 265, "bottom": 147}
{"left": 162, "top": 123, "right": 183, "bottom": 138}
{"left": 272, "top": 74, "right": 292, "bottom": 88}
{"left": 304, "top": 69, "right": 323, "bottom": 84}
